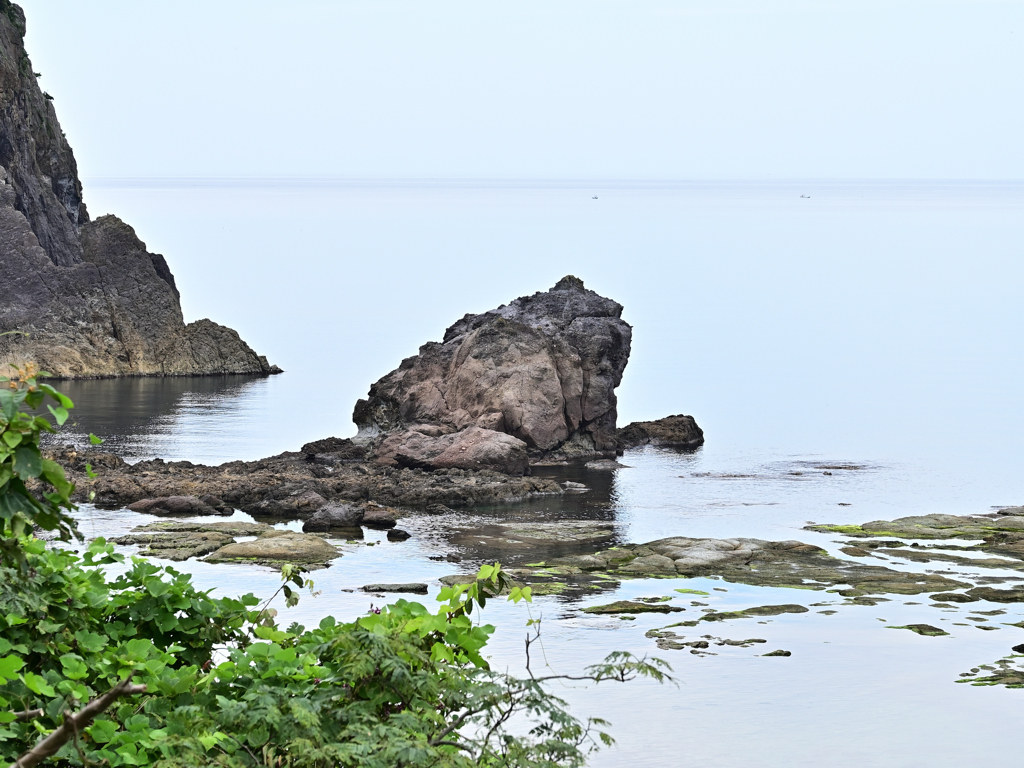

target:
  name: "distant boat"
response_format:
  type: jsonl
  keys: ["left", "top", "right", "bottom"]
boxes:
{"left": 592, "top": 196, "right": 598, "bottom": 199}
{"left": 800, "top": 195, "right": 810, "bottom": 198}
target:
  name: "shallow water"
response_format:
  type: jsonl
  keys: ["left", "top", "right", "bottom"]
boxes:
{"left": 53, "top": 179, "right": 1024, "bottom": 766}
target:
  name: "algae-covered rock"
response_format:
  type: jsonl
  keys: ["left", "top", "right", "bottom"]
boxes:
{"left": 582, "top": 600, "right": 685, "bottom": 615}
{"left": 763, "top": 650, "right": 792, "bottom": 657}
{"left": 701, "top": 604, "right": 809, "bottom": 622}
{"left": 113, "top": 531, "right": 234, "bottom": 561}
{"left": 930, "top": 592, "right": 979, "bottom": 603}
{"left": 887, "top": 624, "right": 949, "bottom": 636}
{"left": 130, "top": 521, "right": 272, "bottom": 536}
{"left": 360, "top": 583, "right": 429, "bottom": 594}
{"left": 966, "top": 586, "right": 1024, "bottom": 603}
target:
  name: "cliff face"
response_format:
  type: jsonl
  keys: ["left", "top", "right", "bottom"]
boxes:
{"left": 0, "top": 1, "right": 276, "bottom": 378}
{"left": 354, "top": 276, "right": 632, "bottom": 460}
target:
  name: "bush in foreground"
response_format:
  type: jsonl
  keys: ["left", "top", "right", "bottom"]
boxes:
{"left": 0, "top": 366, "right": 670, "bottom": 767}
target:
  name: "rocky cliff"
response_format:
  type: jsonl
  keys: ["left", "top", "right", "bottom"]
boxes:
{"left": 0, "top": 1, "right": 276, "bottom": 377}
{"left": 354, "top": 276, "right": 632, "bottom": 465}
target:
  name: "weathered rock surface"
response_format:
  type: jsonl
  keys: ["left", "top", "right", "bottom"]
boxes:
{"left": 127, "top": 495, "right": 227, "bottom": 516}
{"left": 0, "top": 4, "right": 275, "bottom": 377}
{"left": 56, "top": 446, "right": 560, "bottom": 513}
{"left": 582, "top": 600, "right": 684, "bottom": 615}
{"left": 516, "top": 535, "right": 968, "bottom": 597}
{"left": 302, "top": 502, "right": 364, "bottom": 532}
{"left": 376, "top": 426, "right": 530, "bottom": 475}
{"left": 360, "top": 583, "right": 428, "bottom": 594}
{"left": 616, "top": 414, "right": 704, "bottom": 451}
{"left": 205, "top": 530, "right": 340, "bottom": 569}
{"left": 354, "top": 276, "right": 632, "bottom": 462}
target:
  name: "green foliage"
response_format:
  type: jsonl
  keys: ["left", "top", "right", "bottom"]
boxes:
{"left": 0, "top": 375, "right": 671, "bottom": 766}
{"left": 0, "top": 363, "right": 80, "bottom": 569}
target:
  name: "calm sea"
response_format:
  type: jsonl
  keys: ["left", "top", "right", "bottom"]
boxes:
{"left": 57, "top": 179, "right": 1024, "bottom": 767}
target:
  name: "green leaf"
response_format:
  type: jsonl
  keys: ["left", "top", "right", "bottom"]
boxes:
{"left": 0, "top": 655, "right": 25, "bottom": 683}
{"left": 59, "top": 653, "right": 89, "bottom": 680}
{"left": 38, "top": 383, "right": 73, "bottom": 409}
{"left": 12, "top": 445, "right": 42, "bottom": 480}
{"left": 74, "top": 630, "right": 108, "bottom": 653}
{"left": 46, "top": 404, "right": 69, "bottom": 426}
{"left": 89, "top": 433, "right": 104, "bottom": 445}
{"left": 22, "top": 671, "right": 56, "bottom": 697}
{"left": 88, "top": 719, "right": 118, "bottom": 744}
{"left": 1, "top": 431, "right": 21, "bottom": 449}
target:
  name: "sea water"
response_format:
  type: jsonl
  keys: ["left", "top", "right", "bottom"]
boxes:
{"left": 56, "top": 179, "right": 1024, "bottom": 766}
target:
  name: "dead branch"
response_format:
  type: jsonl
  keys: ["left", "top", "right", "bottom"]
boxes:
{"left": 10, "top": 674, "right": 146, "bottom": 768}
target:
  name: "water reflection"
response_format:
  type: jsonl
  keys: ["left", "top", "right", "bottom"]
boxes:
{"left": 43, "top": 376, "right": 271, "bottom": 463}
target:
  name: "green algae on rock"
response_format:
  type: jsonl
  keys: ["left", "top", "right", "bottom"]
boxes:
{"left": 582, "top": 600, "right": 685, "bottom": 615}
{"left": 701, "top": 604, "right": 809, "bottom": 622}
{"left": 886, "top": 624, "right": 949, "bottom": 636}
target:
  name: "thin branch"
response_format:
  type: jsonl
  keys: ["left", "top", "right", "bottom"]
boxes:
{"left": 11, "top": 674, "right": 146, "bottom": 768}
{"left": 11, "top": 709, "right": 43, "bottom": 721}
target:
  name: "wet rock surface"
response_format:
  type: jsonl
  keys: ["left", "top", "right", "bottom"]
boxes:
{"left": 56, "top": 446, "right": 563, "bottom": 512}
{"left": 360, "top": 583, "right": 429, "bottom": 594}
{"left": 517, "top": 536, "right": 968, "bottom": 597}
{"left": 127, "top": 495, "right": 229, "bottom": 517}
{"left": 353, "top": 276, "right": 632, "bottom": 462}
{"left": 887, "top": 624, "right": 949, "bottom": 637}
{"left": 616, "top": 414, "right": 705, "bottom": 452}
{"left": 583, "top": 600, "right": 685, "bottom": 615}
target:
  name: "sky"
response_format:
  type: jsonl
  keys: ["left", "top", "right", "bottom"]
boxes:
{"left": 18, "top": 0, "right": 1024, "bottom": 181}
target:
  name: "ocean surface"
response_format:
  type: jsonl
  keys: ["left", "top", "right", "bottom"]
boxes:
{"left": 57, "top": 179, "right": 1024, "bottom": 766}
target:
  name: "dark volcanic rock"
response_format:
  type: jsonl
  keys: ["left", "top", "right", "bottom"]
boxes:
{"left": 0, "top": 5, "right": 274, "bottom": 377}
{"left": 616, "top": 414, "right": 705, "bottom": 451}
{"left": 353, "top": 276, "right": 632, "bottom": 461}
{"left": 127, "top": 495, "right": 227, "bottom": 517}
{"left": 56, "top": 442, "right": 563, "bottom": 514}
{"left": 303, "top": 503, "right": 364, "bottom": 532}
{"left": 376, "top": 426, "right": 530, "bottom": 475}
{"left": 300, "top": 437, "right": 367, "bottom": 462}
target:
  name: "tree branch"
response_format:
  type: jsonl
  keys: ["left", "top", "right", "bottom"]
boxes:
{"left": 11, "top": 674, "right": 146, "bottom": 768}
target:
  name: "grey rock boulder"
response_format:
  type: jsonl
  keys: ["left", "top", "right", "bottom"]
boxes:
{"left": 303, "top": 503, "right": 365, "bottom": 532}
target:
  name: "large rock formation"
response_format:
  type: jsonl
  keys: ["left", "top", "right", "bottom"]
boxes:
{"left": 0, "top": 2, "right": 275, "bottom": 377}
{"left": 353, "top": 276, "right": 632, "bottom": 465}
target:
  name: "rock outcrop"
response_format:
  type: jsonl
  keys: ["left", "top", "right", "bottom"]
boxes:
{"left": 353, "top": 276, "right": 632, "bottom": 464}
{"left": 0, "top": 2, "right": 276, "bottom": 378}
{"left": 616, "top": 414, "right": 705, "bottom": 451}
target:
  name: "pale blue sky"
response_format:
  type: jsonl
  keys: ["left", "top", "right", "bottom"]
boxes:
{"left": 19, "top": 0, "right": 1024, "bottom": 179}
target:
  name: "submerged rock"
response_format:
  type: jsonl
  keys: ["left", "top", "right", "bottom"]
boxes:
{"left": 583, "top": 600, "right": 685, "bottom": 615}
{"left": 353, "top": 276, "right": 632, "bottom": 463}
{"left": 701, "top": 604, "right": 809, "bottom": 621}
{"left": 360, "top": 583, "right": 429, "bottom": 594}
{"left": 887, "top": 624, "right": 949, "bottom": 637}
